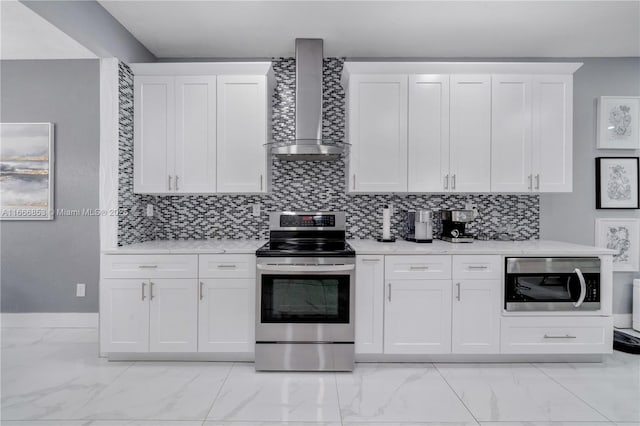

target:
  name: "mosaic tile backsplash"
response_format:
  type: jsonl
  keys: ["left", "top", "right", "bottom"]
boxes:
{"left": 118, "top": 58, "right": 539, "bottom": 245}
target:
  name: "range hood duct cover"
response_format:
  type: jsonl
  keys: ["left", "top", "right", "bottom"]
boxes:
{"left": 271, "top": 38, "right": 345, "bottom": 161}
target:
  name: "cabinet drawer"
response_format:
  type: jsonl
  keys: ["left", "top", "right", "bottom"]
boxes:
{"left": 385, "top": 255, "right": 452, "bottom": 280}
{"left": 500, "top": 316, "right": 613, "bottom": 354}
{"left": 199, "top": 254, "right": 256, "bottom": 278}
{"left": 453, "top": 255, "right": 501, "bottom": 280}
{"left": 102, "top": 255, "right": 198, "bottom": 279}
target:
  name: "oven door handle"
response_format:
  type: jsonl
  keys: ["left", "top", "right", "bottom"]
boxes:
{"left": 573, "top": 267, "right": 587, "bottom": 308}
{"left": 257, "top": 264, "right": 355, "bottom": 273}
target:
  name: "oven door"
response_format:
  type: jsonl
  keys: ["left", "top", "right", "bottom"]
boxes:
{"left": 256, "top": 259, "right": 355, "bottom": 342}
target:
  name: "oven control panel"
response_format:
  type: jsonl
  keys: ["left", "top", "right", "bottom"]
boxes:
{"left": 280, "top": 214, "right": 336, "bottom": 228}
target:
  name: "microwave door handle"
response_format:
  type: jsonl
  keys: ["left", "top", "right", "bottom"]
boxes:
{"left": 573, "top": 267, "right": 587, "bottom": 307}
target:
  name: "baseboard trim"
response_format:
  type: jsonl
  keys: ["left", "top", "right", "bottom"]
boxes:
{"left": 1, "top": 313, "right": 98, "bottom": 328}
{"left": 614, "top": 313, "right": 633, "bottom": 329}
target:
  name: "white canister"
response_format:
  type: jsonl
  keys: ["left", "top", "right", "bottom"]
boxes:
{"left": 414, "top": 210, "right": 433, "bottom": 240}
{"left": 382, "top": 206, "right": 392, "bottom": 240}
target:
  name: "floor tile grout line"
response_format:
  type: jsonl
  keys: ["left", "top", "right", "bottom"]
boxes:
{"left": 201, "top": 360, "right": 236, "bottom": 423}
{"left": 432, "top": 362, "right": 482, "bottom": 426}
{"left": 333, "top": 371, "right": 344, "bottom": 426}
{"left": 531, "top": 361, "right": 617, "bottom": 424}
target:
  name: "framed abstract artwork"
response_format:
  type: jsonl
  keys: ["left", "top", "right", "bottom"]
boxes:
{"left": 597, "top": 96, "right": 640, "bottom": 149}
{"left": 0, "top": 123, "right": 54, "bottom": 220}
{"left": 595, "top": 218, "right": 640, "bottom": 271}
{"left": 596, "top": 157, "right": 639, "bottom": 209}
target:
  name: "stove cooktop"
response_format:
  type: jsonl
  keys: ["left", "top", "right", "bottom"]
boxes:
{"left": 256, "top": 240, "right": 355, "bottom": 257}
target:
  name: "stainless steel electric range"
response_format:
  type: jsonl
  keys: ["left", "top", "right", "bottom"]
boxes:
{"left": 255, "top": 211, "right": 355, "bottom": 371}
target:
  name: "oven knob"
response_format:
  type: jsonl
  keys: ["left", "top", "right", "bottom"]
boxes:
{"left": 450, "top": 229, "right": 460, "bottom": 238}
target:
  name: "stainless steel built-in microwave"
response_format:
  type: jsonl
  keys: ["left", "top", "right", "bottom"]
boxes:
{"left": 505, "top": 257, "right": 601, "bottom": 312}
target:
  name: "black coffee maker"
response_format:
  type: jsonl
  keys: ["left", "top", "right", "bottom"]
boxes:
{"left": 441, "top": 209, "right": 475, "bottom": 243}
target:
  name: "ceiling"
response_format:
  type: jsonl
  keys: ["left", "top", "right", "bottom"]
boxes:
{"left": 98, "top": 0, "right": 640, "bottom": 59}
{"left": 1, "top": 0, "right": 96, "bottom": 60}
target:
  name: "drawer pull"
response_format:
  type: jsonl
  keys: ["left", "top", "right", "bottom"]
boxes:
{"left": 138, "top": 265, "right": 158, "bottom": 269}
{"left": 468, "top": 265, "right": 488, "bottom": 270}
{"left": 217, "top": 264, "right": 237, "bottom": 269}
{"left": 544, "top": 334, "right": 577, "bottom": 339}
{"left": 410, "top": 266, "right": 430, "bottom": 270}
{"left": 362, "top": 258, "right": 380, "bottom": 263}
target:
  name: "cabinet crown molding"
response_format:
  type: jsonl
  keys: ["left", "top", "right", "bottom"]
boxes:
{"left": 130, "top": 62, "right": 273, "bottom": 76}
{"left": 342, "top": 62, "right": 583, "bottom": 82}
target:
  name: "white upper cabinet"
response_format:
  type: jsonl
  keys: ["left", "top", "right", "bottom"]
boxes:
{"left": 492, "top": 74, "right": 573, "bottom": 193}
{"left": 134, "top": 76, "right": 174, "bottom": 194}
{"left": 132, "top": 62, "right": 272, "bottom": 195}
{"left": 491, "top": 75, "right": 533, "bottom": 192}
{"left": 449, "top": 75, "right": 492, "bottom": 192}
{"left": 342, "top": 62, "right": 581, "bottom": 194}
{"left": 216, "top": 75, "right": 268, "bottom": 193}
{"left": 347, "top": 74, "right": 408, "bottom": 193}
{"left": 174, "top": 76, "right": 217, "bottom": 193}
{"left": 532, "top": 75, "right": 573, "bottom": 192}
{"left": 408, "top": 75, "right": 450, "bottom": 192}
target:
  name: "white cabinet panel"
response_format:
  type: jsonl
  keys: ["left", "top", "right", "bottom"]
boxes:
{"left": 198, "top": 278, "right": 255, "bottom": 353}
{"left": 348, "top": 75, "right": 408, "bottom": 192}
{"left": 452, "top": 279, "right": 500, "bottom": 354}
{"left": 385, "top": 255, "right": 452, "bottom": 280}
{"left": 216, "top": 75, "right": 267, "bottom": 193}
{"left": 134, "top": 76, "right": 174, "bottom": 193}
{"left": 408, "top": 75, "right": 450, "bottom": 192}
{"left": 501, "top": 316, "right": 613, "bottom": 354}
{"left": 149, "top": 279, "right": 198, "bottom": 352}
{"left": 452, "top": 255, "right": 501, "bottom": 280}
{"left": 100, "top": 279, "right": 149, "bottom": 353}
{"left": 355, "top": 256, "right": 385, "bottom": 354}
{"left": 102, "top": 254, "right": 198, "bottom": 279}
{"left": 491, "top": 75, "right": 533, "bottom": 192}
{"left": 449, "top": 75, "right": 491, "bottom": 192}
{"left": 384, "top": 280, "right": 452, "bottom": 354}
{"left": 198, "top": 254, "right": 256, "bottom": 279}
{"left": 532, "top": 75, "right": 573, "bottom": 192}
{"left": 174, "top": 76, "right": 216, "bottom": 193}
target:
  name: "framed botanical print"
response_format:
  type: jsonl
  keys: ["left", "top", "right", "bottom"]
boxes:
{"left": 597, "top": 96, "right": 640, "bottom": 149}
{"left": 596, "top": 157, "right": 639, "bottom": 209}
{"left": 595, "top": 218, "right": 640, "bottom": 272}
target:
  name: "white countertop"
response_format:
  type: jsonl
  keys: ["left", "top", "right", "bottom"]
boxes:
{"left": 347, "top": 239, "right": 615, "bottom": 256}
{"left": 105, "top": 238, "right": 613, "bottom": 256}
{"left": 103, "top": 239, "right": 267, "bottom": 254}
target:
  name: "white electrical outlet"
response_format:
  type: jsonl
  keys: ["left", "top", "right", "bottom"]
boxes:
{"left": 146, "top": 204, "right": 154, "bottom": 217}
{"left": 76, "top": 283, "right": 86, "bottom": 297}
{"left": 252, "top": 204, "right": 261, "bottom": 217}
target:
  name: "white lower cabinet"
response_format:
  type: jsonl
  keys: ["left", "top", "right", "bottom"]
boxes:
{"left": 198, "top": 278, "right": 255, "bottom": 352}
{"left": 355, "top": 256, "right": 385, "bottom": 354}
{"left": 384, "top": 279, "right": 452, "bottom": 354}
{"left": 452, "top": 279, "right": 501, "bottom": 353}
{"left": 100, "top": 279, "right": 150, "bottom": 353}
{"left": 149, "top": 279, "right": 198, "bottom": 352}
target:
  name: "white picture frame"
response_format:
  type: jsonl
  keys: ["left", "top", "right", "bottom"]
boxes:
{"left": 597, "top": 96, "right": 640, "bottom": 149}
{"left": 595, "top": 218, "right": 640, "bottom": 271}
{"left": 0, "top": 123, "right": 55, "bottom": 220}
{"left": 595, "top": 157, "right": 639, "bottom": 209}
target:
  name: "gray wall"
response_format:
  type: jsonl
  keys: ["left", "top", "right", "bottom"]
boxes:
{"left": 540, "top": 57, "right": 640, "bottom": 315}
{"left": 1, "top": 59, "right": 100, "bottom": 313}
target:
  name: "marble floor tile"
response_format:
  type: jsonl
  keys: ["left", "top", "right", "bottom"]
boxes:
{"left": 343, "top": 423, "right": 480, "bottom": 426}
{"left": 203, "top": 422, "right": 342, "bottom": 426}
{"left": 536, "top": 351, "right": 640, "bottom": 423}
{"left": 207, "top": 364, "right": 340, "bottom": 423}
{"left": 436, "top": 363, "right": 609, "bottom": 422}
{"left": 479, "top": 422, "right": 615, "bottom": 426}
{"left": 335, "top": 363, "right": 476, "bottom": 423}
{"left": 71, "top": 362, "right": 233, "bottom": 420}
{"left": 0, "top": 422, "right": 203, "bottom": 426}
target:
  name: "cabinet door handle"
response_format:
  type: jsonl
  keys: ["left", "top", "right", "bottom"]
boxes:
{"left": 410, "top": 265, "right": 429, "bottom": 270}
{"left": 451, "top": 174, "right": 456, "bottom": 190}
{"left": 260, "top": 174, "right": 263, "bottom": 191}
{"left": 175, "top": 175, "right": 179, "bottom": 191}
{"left": 138, "top": 265, "right": 158, "bottom": 269}
{"left": 141, "top": 282, "right": 146, "bottom": 301}
{"left": 199, "top": 281, "right": 204, "bottom": 301}
{"left": 535, "top": 174, "right": 540, "bottom": 190}
{"left": 528, "top": 174, "right": 532, "bottom": 190}
{"left": 444, "top": 174, "right": 449, "bottom": 190}
{"left": 362, "top": 258, "right": 380, "bottom": 263}
{"left": 456, "top": 282, "right": 461, "bottom": 301}
{"left": 168, "top": 175, "right": 172, "bottom": 191}
{"left": 217, "top": 264, "right": 237, "bottom": 269}
{"left": 544, "top": 334, "right": 577, "bottom": 339}
{"left": 388, "top": 283, "right": 392, "bottom": 302}
{"left": 149, "top": 281, "right": 154, "bottom": 300}
{"left": 468, "top": 265, "right": 488, "bottom": 270}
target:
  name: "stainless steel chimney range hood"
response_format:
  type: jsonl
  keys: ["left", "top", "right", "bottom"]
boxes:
{"left": 270, "top": 39, "right": 346, "bottom": 161}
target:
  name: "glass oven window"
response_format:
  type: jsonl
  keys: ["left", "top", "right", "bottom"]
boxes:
{"left": 261, "top": 274, "right": 350, "bottom": 323}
